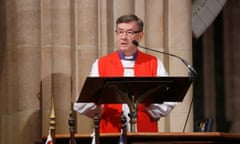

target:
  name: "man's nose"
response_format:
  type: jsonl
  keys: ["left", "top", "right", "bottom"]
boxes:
{"left": 121, "top": 32, "right": 128, "bottom": 38}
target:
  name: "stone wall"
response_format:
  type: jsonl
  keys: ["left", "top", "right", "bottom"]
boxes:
{"left": 0, "top": 0, "right": 192, "bottom": 143}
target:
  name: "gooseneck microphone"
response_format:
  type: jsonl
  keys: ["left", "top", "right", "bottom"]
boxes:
{"left": 132, "top": 40, "right": 197, "bottom": 78}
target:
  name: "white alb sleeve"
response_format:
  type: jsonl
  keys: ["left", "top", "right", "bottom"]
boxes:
{"left": 145, "top": 102, "right": 177, "bottom": 120}
{"left": 89, "top": 59, "right": 99, "bottom": 77}
{"left": 73, "top": 102, "right": 104, "bottom": 118}
{"left": 74, "top": 59, "right": 104, "bottom": 118}
{"left": 145, "top": 59, "right": 177, "bottom": 120}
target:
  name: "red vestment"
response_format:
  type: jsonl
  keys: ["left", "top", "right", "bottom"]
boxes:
{"left": 98, "top": 51, "right": 158, "bottom": 133}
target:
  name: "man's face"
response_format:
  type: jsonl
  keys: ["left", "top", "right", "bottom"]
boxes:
{"left": 116, "top": 21, "right": 143, "bottom": 56}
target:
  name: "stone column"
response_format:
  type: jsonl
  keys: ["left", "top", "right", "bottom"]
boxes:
{"left": 51, "top": 0, "right": 72, "bottom": 134}
{"left": 0, "top": 0, "right": 41, "bottom": 143}
{"left": 202, "top": 25, "right": 216, "bottom": 129}
{"left": 113, "top": 0, "right": 134, "bottom": 19}
{"left": 164, "top": 0, "right": 193, "bottom": 132}
{"left": 223, "top": 1, "right": 240, "bottom": 132}
{"left": 98, "top": 0, "right": 114, "bottom": 56}
{"left": 41, "top": 0, "right": 72, "bottom": 135}
{"left": 145, "top": 0, "right": 165, "bottom": 60}
{"left": 74, "top": 0, "right": 98, "bottom": 133}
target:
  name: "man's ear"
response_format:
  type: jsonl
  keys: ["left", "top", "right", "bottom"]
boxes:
{"left": 138, "top": 32, "right": 144, "bottom": 41}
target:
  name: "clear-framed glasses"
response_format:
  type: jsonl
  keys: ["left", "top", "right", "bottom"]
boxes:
{"left": 115, "top": 29, "right": 141, "bottom": 37}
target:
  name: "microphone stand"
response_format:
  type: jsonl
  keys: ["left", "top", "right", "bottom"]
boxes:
{"left": 132, "top": 40, "right": 197, "bottom": 78}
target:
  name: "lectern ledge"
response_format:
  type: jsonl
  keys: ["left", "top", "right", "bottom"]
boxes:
{"left": 77, "top": 76, "right": 192, "bottom": 103}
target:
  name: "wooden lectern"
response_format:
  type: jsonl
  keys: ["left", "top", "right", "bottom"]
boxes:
{"left": 76, "top": 76, "right": 193, "bottom": 144}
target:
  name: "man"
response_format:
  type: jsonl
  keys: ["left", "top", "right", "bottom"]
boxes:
{"left": 74, "top": 14, "right": 176, "bottom": 133}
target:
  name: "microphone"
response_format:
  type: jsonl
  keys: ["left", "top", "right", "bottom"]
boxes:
{"left": 132, "top": 40, "right": 197, "bottom": 78}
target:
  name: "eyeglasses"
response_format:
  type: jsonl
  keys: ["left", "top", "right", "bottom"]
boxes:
{"left": 115, "top": 29, "right": 141, "bottom": 37}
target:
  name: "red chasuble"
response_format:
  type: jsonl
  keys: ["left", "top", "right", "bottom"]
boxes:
{"left": 98, "top": 51, "right": 158, "bottom": 133}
